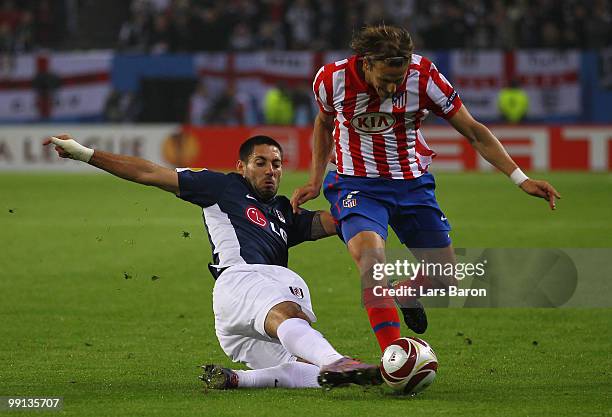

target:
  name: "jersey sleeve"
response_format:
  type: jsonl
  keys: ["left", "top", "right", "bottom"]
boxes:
{"left": 313, "top": 65, "right": 335, "bottom": 115}
{"left": 425, "top": 62, "right": 463, "bottom": 119}
{"left": 287, "top": 208, "right": 317, "bottom": 247}
{"left": 175, "top": 168, "right": 228, "bottom": 207}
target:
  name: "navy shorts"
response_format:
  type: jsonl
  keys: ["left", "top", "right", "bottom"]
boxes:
{"left": 323, "top": 171, "right": 451, "bottom": 248}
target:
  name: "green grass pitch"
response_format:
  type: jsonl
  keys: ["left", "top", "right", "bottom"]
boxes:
{"left": 1, "top": 171, "right": 611, "bottom": 416}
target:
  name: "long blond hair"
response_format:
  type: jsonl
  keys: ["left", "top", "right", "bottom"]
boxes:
{"left": 350, "top": 24, "right": 413, "bottom": 66}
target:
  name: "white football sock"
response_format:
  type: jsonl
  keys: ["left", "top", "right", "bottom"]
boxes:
{"left": 235, "top": 362, "right": 320, "bottom": 388}
{"left": 275, "top": 318, "right": 344, "bottom": 367}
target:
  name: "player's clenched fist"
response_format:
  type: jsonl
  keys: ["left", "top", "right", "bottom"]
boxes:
{"left": 43, "top": 134, "right": 94, "bottom": 163}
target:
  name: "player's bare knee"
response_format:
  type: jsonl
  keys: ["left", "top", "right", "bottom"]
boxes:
{"left": 411, "top": 245, "right": 458, "bottom": 289}
{"left": 347, "top": 231, "right": 386, "bottom": 273}
{"left": 264, "top": 301, "right": 310, "bottom": 338}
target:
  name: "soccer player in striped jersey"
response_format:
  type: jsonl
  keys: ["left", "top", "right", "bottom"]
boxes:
{"left": 291, "top": 25, "right": 561, "bottom": 351}
{"left": 43, "top": 134, "right": 381, "bottom": 390}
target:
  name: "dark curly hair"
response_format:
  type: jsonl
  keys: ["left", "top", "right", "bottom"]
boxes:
{"left": 239, "top": 136, "right": 283, "bottom": 162}
{"left": 350, "top": 24, "right": 413, "bottom": 67}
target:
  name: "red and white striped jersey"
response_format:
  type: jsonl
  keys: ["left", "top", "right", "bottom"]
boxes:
{"left": 313, "top": 54, "right": 462, "bottom": 179}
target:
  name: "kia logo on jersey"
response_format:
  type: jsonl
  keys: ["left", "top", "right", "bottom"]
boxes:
{"left": 245, "top": 206, "right": 268, "bottom": 227}
{"left": 350, "top": 112, "right": 396, "bottom": 134}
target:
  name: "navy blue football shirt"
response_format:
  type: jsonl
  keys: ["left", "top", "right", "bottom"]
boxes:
{"left": 176, "top": 169, "right": 317, "bottom": 278}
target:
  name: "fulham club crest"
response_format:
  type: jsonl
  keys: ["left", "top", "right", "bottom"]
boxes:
{"left": 289, "top": 286, "right": 304, "bottom": 299}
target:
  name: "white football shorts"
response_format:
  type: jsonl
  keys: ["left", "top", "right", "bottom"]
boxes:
{"left": 212, "top": 264, "right": 317, "bottom": 369}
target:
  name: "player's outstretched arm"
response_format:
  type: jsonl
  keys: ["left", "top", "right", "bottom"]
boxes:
{"left": 43, "top": 134, "right": 179, "bottom": 194}
{"left": 311, "top": 211, "right": 337, "bottom": 239}
{"left": 290, "top": 111, "right": 335, "bottom": 213}
{"left": 448, "top": 106, "right": 561, "bottom": 210}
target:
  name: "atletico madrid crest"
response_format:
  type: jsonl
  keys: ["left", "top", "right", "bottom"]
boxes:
{"left": 392, "top": 90, "right": 407, "bottom": 109}
{"left": 342, "top": 190, "right": 359, "bottom": 208}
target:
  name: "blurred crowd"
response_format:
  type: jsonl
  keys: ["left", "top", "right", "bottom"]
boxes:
{"left": 109, "top": 0, "right": 612, "bottom": 126}
{"left": 118, "top": 0, "right": 612, "bottom": 52}
{"left": 2, "top": 0, "right": 610, "bottom": 53}
{"left": 0, "top": 0, "right": 76, "bottom": 53}
{"left": 185, "top": 80, "right": 316, "bottom": 126}
{"left": 4, "top": 0, "right": 611, "bottom": 125}
{"left": 105, "top": 80, "right": 317, "bottom": 126}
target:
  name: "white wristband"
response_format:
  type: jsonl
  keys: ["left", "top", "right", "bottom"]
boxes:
{"left": 510, "top": 168, "right": 529, "bottom": 186}
{"left": 50, "top": 137, "right": 94, "bottom": 163}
